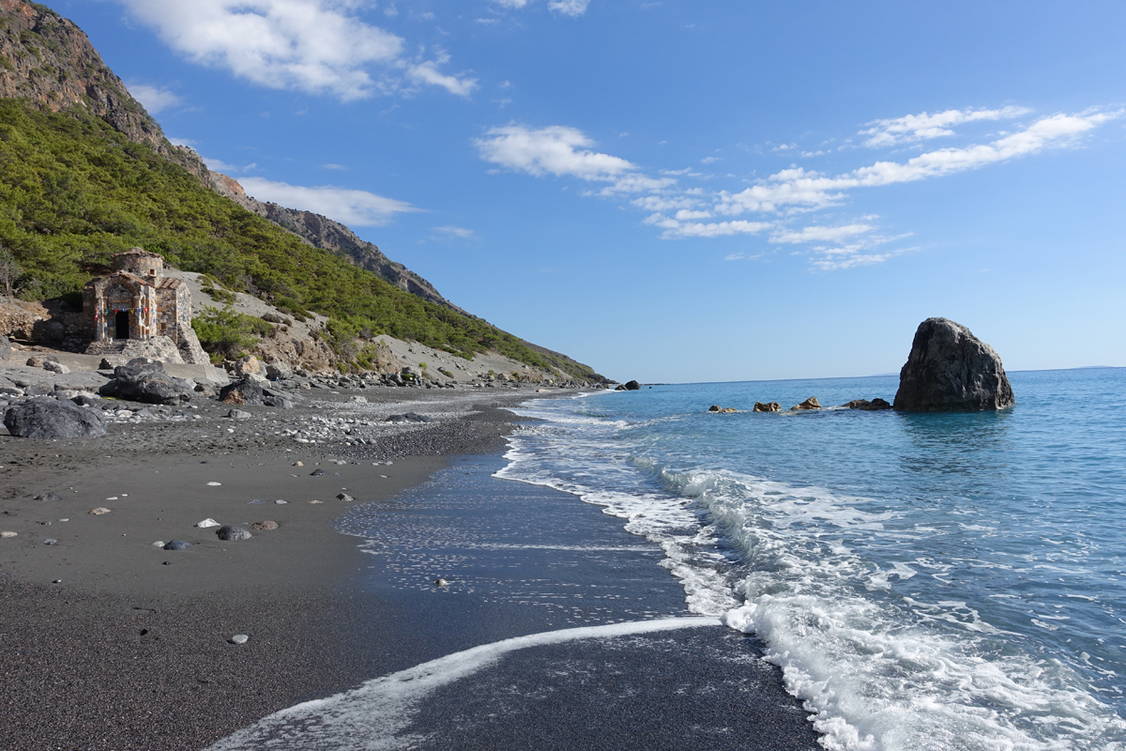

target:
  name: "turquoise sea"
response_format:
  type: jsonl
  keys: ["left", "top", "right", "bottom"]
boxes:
{"left": 498, "top": 368, "right": 1126, "bottom": 750}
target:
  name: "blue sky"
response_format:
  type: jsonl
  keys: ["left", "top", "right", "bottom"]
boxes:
{"left": 46, "top": 0, "right": 1126, "bottom": 382}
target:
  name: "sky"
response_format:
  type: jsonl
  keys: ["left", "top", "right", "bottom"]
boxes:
{"left": 43, "top": 0, "right": 1126, "bottom": 382}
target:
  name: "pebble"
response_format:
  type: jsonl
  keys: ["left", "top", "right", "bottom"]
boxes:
{"left": 250, "top": 520, "right": 279, "bottom": 531}
{"left": 89, "top": 507, "right": 112, "bottom": 516}
{"left": 206, "top": 481, "right": 222, "bottom": 487}
{"left": 163, "top": 540, "right": 192, "bottom": 551}
{"left": 229, "top": 634, "right": 250, "bottom": 645}
{"left": 336, "top": 492, "right": 355, "bottom": 502}
{"left": 105, "top": 496, "right": 119, "bottom": 501}
{"left": 1, "top": 531, "right": 17, "bottom": 538}
{"left": 274, "top": 499, "right": 288, "bottom": 505}
{"left": 216, "top": 525, "right": 253, "bottom": 542}
{"left": 152, "top": 541, "right": 165, "bottom": 548}
{"left": 308, "top": 499, "right": 324, "bottom": 505}
{"left": 309, "top": 468, "right": 326, "bottom": 477}
{"left": 51, "top": 578, "right": 62, "bottom": 584}
{"left": 194, "top": 518, "right": 221, "bottom": 529}
{"left": 292, "top": 461, "right": 304, "bottom": 467}
{"left": 434, "top": 578, "right": 450, "bottom": 587}
{"left": 42, "top": 538, "right": 58, "bottom": 545}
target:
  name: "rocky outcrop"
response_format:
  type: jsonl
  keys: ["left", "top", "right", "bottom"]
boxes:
{"left": 237, "top": 201, "right": 456, "bottom": 310}
{"left": 843, "top": 398, "right": 892, "bottom": 411}
{"left": 707, "top": 405, "right": 737, "bottom": 413}
{"left": 219, "top": 377, "right": 294, "bottom": 408}
{"left": 792, "top": 397, "right": 821, "bottom": 411}
{"left": 893, "top": 318, "right": 1014, "bottom": 412}
{"left": 616, "top": 380, "right": 641, "bottom": 391}
{"left": 753, "top": 402, "right": 782, "bottom": 413}
{"left": 3, "top": 396, "right": 106, "bottom": 439}
{"left": 98, "top": 358, "right": 194, "bottom": 405}
{"left": 0, "top": 0, "right": 208, "bottom": 179}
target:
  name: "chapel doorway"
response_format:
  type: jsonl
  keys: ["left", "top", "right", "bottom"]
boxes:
{"left": 114, "top": 310, "right": 130, "bottom": 340}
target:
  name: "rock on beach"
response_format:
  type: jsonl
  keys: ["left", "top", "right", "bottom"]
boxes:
{"left": 4, "top": 397, "right": 107, "bottom": 439}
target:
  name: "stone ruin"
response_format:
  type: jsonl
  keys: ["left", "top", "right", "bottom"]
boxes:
{"left": 83, "top": 248, "right": 208, "bottom": 364}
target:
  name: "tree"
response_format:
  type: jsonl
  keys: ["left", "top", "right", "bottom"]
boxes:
{"left": 0, "top": 247, "right": 20, "bottom": 297}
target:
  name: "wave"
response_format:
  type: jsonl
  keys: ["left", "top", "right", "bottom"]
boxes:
{"left": 496, "top": 397, "right": 1126, "bottom": 751}
{"left": 207, "top": 617, "right": 718, "bottom": 751}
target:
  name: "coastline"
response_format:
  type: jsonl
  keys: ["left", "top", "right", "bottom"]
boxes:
{"left": 0, "top": 386, "right": 549, "bottom": 750}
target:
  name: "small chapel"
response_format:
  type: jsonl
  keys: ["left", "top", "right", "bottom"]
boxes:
{"left": 83, "top": 248, "right": 208, "bottom": 364}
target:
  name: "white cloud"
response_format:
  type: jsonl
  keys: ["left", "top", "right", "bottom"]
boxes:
{"left": 433, "top": 225, "right": 476, "bottom": 239}
{"left": 494, "top": 0, "right": 592, "bottom": 15}
{"left": 548, "top": 0, "right": 591, "bottom": 15}
{"left": 128, "top": 83, "right": 182, "bottom": 114}
{"left": 719, "top": 110, "right": 1118, "bottom": 215}
{"left": 407, "top": 61, "right": 477, "bottom": 97}
{"left": 770, "top": 223, "right": 875, "bottom": 244}
{"left": 811, "top": 250, "right": 906, "bottom": 271}
{"left": 322, "top": 163, "right": 348, "bottom": 170}
{"left": 860, "top": 105, "right": 1031, "bottom": 147}
{"left": 476, "top": 125, "right": 635, "bottom": 180}
{"left": 116, "top": 0, "right": 470, "bottom": 101}
{"left": 239, "top": 177, "right": 418, "bottom": 226}
{"left": 167, "top": 136, "right": 196, "bottom": 147}
{"left": 648, "top": 216, "right": 772, "bottom": 239}
{"left": 724, "top": 251, "right": 765, "bottom": 262}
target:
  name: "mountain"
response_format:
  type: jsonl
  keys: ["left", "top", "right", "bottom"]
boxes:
{"left": 0, "top": 0, "right": 604, "bottom": 382}
{"left": 0, "top": 0, "right": 456, "bottom": 309}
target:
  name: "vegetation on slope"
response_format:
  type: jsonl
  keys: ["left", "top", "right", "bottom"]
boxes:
{"left": 0, "top": 100, "right": 601, "bottom": 379}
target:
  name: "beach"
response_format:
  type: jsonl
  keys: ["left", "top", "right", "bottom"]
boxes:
{"left": 0, "top": 383, "right": 822, "bottom": 750}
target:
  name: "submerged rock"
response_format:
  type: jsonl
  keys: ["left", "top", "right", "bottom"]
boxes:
{"left": 792, "top": 397, "right": 821, "bottom": 411}
{"left": 843, "top": 398, "right": 892, "bottom": 411}
{"left": 707, "top": 405, "right": 737, "bottom": 413}
{"left": 4, "top": 397, "right": 107, "bottom": 439}
{"left": 893, "top": 318, "right": 1014, "bottom": 412}
{"left": 753, "top": 402, "right": 782, "bottom": 413}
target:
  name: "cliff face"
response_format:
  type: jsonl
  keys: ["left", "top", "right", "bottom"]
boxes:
{"left": 0, "top": 0, "right": 454, "bottom": 310}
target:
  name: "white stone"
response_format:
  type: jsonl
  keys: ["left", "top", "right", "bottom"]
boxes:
{"left": 229, "top": 634, "right": 250, "bottom": 645}
{"left": 194, "top": 518, "right": 221, "bottom": 529}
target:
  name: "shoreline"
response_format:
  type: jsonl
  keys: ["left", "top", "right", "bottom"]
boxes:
{"left": 0, "top": 386, "right": 553, "bottom": 750}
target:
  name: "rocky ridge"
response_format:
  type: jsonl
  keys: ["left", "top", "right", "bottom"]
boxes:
{"left": 0, "top": 0, "right": 454, "bottom": 310}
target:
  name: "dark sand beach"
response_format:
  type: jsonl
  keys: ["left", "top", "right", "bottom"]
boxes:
{"left": 1, "top": 387, "right": 819, "bottom": 750}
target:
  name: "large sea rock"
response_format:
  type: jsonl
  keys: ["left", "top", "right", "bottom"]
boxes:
{"left": 4, "top": 397, "right": 106, "bottom": 439}
{"left": 893, "top": 318, "right": 1014, "bottom": 412}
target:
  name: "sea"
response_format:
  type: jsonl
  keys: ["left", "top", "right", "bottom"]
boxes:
{"left": 496, "top": 369, "right": 1125, "bottom": 750}
{"left": 211, "top": 368, "right": 1125, "bottom": 751}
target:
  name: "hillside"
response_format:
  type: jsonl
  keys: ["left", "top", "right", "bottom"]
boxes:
{"left": 0, "top": 0, "right": 604, "bottom": 382}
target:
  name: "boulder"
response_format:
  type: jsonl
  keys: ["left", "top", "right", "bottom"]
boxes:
{"left": 753, "top": 402, "right": 782, "bottom": 413}
{"left": 265, "top": 361, "right": 292, "bottom": 381}
{"left": 792, "top": 397, "right": 821, "bottom": 411}
{"left": 615, "top": 380, "right": 641, "bottom": 391}
{"left": 707, "top": 405, "right": 737, "bottom": 413}
{"left": 219, "top": 377, "right": 293, "bottom": 407}
{"left": 99, "top": 358, "right": 194, "bottom": 405}
{"left": 25, "top": 356, "right": 45, "bottom": 368}
{"left": 0, "top": 335, "right": 10, "bottom": 361}
{"left": 843, "top": 398, "right": 892, "bottom": 411}
{"left": 232, "top": 355, "right": 265, "bottom": 380}
{"left": 3, "top": 397, "right": 107, "bottom": 439}
{"left": 893, "top": 318, "right": 1014, "bottom": 412}
{"left": 42, "top": 360, "right": 69, "bottom": 374}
